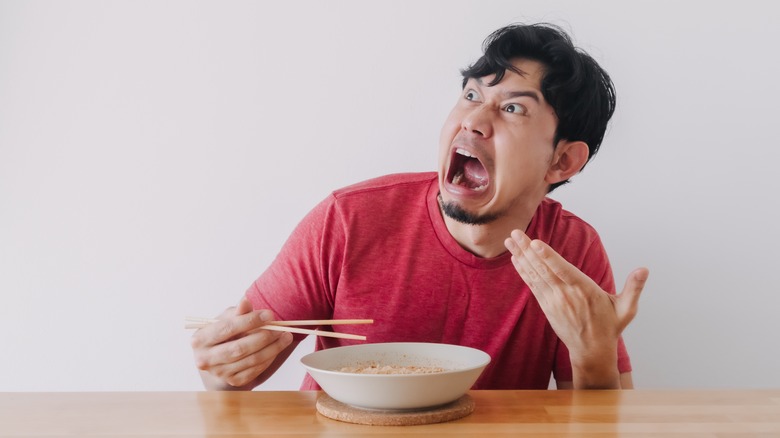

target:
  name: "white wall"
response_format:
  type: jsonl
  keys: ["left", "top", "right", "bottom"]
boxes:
{"left": 1, "top": 0, "right": 778, "bottom": 391}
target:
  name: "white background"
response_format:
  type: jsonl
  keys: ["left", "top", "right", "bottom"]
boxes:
{"left": 2, "top": 0, "right": 779, "bottom": 391}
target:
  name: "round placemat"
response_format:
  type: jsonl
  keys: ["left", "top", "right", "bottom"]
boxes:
{"left": 315, "top": 394, "right": 475, "bottom": 426}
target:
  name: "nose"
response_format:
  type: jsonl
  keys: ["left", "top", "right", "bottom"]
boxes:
{"left": 461, "top": 105, "right": 493, "bottom": 138}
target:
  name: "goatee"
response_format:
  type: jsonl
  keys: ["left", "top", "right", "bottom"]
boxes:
{"left": 438, "top": 194, "right": 499, "bottom": 226}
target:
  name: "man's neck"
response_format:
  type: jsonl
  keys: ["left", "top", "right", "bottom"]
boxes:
{"left": 440, "top": 204, "right": 537, "bottom": 259}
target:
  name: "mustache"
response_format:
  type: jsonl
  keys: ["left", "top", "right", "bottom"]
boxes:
{"left": 451, "top": 132, "right": 485, "bottom": 151}
{"left": 451, "top": 133, "right": 492, "bottom": 169}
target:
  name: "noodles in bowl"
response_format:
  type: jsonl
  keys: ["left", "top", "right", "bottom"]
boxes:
{"left": 338, "top": 364, "right": 446, "bottom": 374}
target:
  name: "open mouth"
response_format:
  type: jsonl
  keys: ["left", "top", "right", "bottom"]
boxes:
{"left": 447, "top": 148, "right": 489, "bottom": 192}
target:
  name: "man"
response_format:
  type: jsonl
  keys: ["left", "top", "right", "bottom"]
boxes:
{"left": 191, "top": 23, "right": 649, "bottom": 391}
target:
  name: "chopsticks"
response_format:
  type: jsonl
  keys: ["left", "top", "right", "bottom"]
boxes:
{"left": 184, "top": 316, "right": 373, "bottom": 341}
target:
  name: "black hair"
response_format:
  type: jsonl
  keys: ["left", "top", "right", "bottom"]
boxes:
{"left": 461, "top": 23, "right": 616, "bottom": 191}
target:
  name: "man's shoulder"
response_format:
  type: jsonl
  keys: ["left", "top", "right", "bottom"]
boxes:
{"left": 319, "top": 172, "right": 436, "bottom": 230}
{"left": 535, "top": 197, "right": 600, "bottom": 244}
{"left": 332, "top": 172, "right": 437, "bottom": 199}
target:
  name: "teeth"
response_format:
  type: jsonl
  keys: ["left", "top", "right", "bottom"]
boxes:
{"left": 451, "top": 172, "right": 487, "bottom": 191}
{"left": 452, "top": 172, "right": 463, "bottom": 185}
{"left": 455, "top": 148, "right": 474, "bottom": 158}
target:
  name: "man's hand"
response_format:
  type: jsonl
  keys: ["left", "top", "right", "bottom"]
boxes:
{"left": 191, "top": 297, "right": 294, "bottom": 390}
{"left": 504, "top": 229, "right": 649, "bottom": 389}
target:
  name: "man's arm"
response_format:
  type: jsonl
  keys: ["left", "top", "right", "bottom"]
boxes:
{"left": 505, "top": 229, "right": 649, "bottom": 389}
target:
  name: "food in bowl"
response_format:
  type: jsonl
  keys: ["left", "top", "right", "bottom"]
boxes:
{"left": 337, "top": 364, "right": 446, "bottom": 374}
{"left": 300, "top": 342, "right": 491, "bottom": 410}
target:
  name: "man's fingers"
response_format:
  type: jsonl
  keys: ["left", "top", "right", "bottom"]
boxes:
{"left": 235, "top": 296, "right": 253, "bottom": 315}
{"left": 213, "top": 297, "right": 253, "bottom": 321}
{"left": 510, "top": 254, "right": 545, "bottom": 301}
{"left": 194, "top": 328, "right": 289, "bottom": 369}
{"left": 205, "top": 332, "right": 293, "bottom": 387}
{"left": 506, "top": 235, "right": 544, "bottom": 293}
{"left": 615, "top": 268, "right": 650, "bottom": 332}
{"left": 224, "top": 364, "right": 267, "bottom": 389}
{"left": 526, "top": 239, "right": 575, "bottom": 287}
{"left": 217, "top": 312, "right": 266, "bottom": 342}
{"left": 192, "top": 309, "right": 273, "bottom": 348}
{"left": 506, "top": 230, "right": 574, "bottom": 289}
{"left": 209, "top": 330, "right": 278, "bottom": 367}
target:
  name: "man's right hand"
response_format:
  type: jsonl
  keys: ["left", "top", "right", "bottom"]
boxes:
{"left": 191, "top": 297, "right": 294, "bottom": 390}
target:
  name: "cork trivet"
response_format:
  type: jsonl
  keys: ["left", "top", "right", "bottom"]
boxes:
{"left": 315, "top": 394, "right": 475, "bottom": 426}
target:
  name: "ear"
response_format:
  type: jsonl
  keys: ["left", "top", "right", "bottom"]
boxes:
{"left": 545, "top": 140, "right": 589, "bottom": 185}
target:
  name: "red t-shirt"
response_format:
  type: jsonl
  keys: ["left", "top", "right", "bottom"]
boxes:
{"left": 246, "top": 172, "right": 631, "bottom": 389}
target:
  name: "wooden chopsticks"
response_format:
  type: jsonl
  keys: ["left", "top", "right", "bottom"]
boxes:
{"left": 184, "top": 316, "right": 373, "bottom": 341}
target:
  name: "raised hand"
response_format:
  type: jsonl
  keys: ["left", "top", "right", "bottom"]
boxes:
{"left": 504, "top": 229, "right": 649, "bottom": 388}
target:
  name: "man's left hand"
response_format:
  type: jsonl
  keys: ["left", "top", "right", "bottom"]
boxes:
{"left": 504, "top": 229, "right": 649, "bottom": 388}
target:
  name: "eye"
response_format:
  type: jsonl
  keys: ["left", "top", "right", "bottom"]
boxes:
{"left": 504, "top": 103, "right": 526, "bottom": 114}
{"left": 464, "top": 89, "right": 480, "bottom": 101}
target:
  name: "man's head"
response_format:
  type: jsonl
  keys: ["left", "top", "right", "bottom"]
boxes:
{"left": 462, "top": 23, "right": 616, "bottom": 188}
{"left": 438, "top": 23, "right": 615, "bottom": 226}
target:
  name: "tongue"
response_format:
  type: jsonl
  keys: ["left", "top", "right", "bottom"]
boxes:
{"left": 462, "top": 159, "right": 488, "bottom": 188}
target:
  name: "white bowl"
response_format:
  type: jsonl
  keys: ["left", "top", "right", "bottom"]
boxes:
{"left": 300, "top": 342, "right": 491, "bottom": 410}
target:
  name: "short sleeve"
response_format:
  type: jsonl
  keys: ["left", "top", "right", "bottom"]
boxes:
{"left": 245, "top": 193, "right": 347, "bottom": 329}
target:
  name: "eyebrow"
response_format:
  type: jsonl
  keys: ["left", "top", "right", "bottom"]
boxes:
{"left": 503, "top": 90, "right": 540, "bottom": 102}
{"left": 474, "top": 77, "right": 541, "bottom": 103}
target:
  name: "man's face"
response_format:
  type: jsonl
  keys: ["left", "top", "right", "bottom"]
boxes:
{"left": 438, "top": 58, "right": 560, "bottom": 225}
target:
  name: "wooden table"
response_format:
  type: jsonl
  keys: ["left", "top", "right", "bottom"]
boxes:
{"left": 1, "top": 390, "right": 779, "bottom": 437}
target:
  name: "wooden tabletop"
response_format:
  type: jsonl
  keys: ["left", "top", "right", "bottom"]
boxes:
{"left": 1, "top": 390, "right": 779, "bottom": 437}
